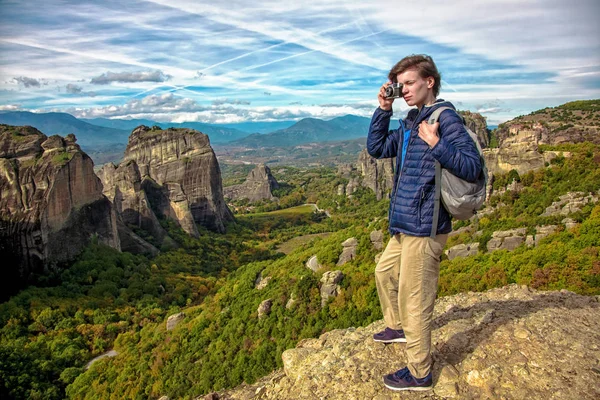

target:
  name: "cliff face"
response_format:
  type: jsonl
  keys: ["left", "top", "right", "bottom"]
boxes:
{"left": 0, "top": 125, "right": 119, "bottom": 296}
{"left": 100, "top": 126, "right": 233, "bottom": 237}
{"left": 223, "top": 164, "right": 279, "bottom": 202}
{"left": 486, "top": 102, "right": 600, "bottom": 176}
{"left": 205, "top": 285, "right": 600, "bottom": 400}
{"left": 357, "top": 149, "right": 395, "bottom": 200}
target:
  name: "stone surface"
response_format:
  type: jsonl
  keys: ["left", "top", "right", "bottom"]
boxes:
{"left": 446, "top": 243, "right": 479, "bottom": 260}
{"left": 541, "top": 191, "right": 599, "bottom": 217}
{"left": 98, "top": 161, "right": 172, "bottom": 252}
{"left": 562, "top": 217, "right": 579, "bottom": 230}
{"left": 337, "top": 237, "right": 358, "bottom": 266}
{"left": 305, "top": 255, "right": 323, "bottom": 273}
{"left": 166, "top": 312, "right": 185, "bottom": 331}
{"left": 285, "top": 293, "right": 296, "bottom": 310}
{"left": 254, "top": 271, "right": 271, "bottom": 290}
{"left": 320, "top": 270, "right": 343, "bottom": 307}
{"left": 120, "top": 125, "right": 233, "bottom": 235}
{"left": 210, "top": 285, "right": 600, "bottom": 400}
{"left": 370, "top": 230, "right": 384, "bottom": 250}
{"left": 0, "top": 126, "right": 120, "bottom": 296}
{"left": 258, "top": 299, "right": 273, "bottom": 319}
{"left": 487, "top": 228, "right": 527, "bottom": 252}
{"left": 357, "top": 149, "right": 395, "bottom": 200}
{"left": 534, "top": 225, "right": 559, "bottom": 246}
{"left": 224, "top": 164, "right": 279, "bottom": 202}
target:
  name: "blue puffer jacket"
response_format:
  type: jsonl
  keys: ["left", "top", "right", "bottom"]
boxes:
{"left": 367, "top": 99, "right": 482, "bottom": 237}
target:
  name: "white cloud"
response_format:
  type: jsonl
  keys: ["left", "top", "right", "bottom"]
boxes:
{"left": 90, "top": 70, "right": 172, "bottom": 85}
{"left": 12, "top": 76, "right": 41, "bottom": 87}
{"left": 0, "top": 104, "right": 22, "bottom": 111}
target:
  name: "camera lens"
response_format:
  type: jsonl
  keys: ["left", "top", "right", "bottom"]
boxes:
{"left": 384, "top": 86, "right": 394, "bottom": 98}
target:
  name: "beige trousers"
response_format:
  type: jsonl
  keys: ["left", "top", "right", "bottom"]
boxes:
{"left": 375, "top": 233, "right": 448, "bottom": 378}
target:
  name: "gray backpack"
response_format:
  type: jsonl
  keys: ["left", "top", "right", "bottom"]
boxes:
{"left": 429, "top": 107, "right": 488, "bottom": 238}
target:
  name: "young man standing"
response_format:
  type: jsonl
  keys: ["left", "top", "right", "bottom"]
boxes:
{"left": 367, "top": 54, "right": 482, "bottom": 391}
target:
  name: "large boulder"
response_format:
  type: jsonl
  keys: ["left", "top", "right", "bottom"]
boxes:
{"left": 258, "top": 299, "right": 273, "bottom": 319}
{"left": 320, "top": 271, "right": 344, "bottom": 307}
{"left": 337, "top": 238, "right": 358, "bottom": 266}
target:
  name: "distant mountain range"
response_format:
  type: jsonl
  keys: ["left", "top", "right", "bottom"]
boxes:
{"left": 230, "top": 115, "right": 373, "bottom": 148}
{"left": 0, "top": 111, "right": 375, "bottom": 150}
{"left": 0, "top": 111, "right": 129, "bottom": 148}
{"left": 80, "top": 117, "right": 251, "bottom": 143}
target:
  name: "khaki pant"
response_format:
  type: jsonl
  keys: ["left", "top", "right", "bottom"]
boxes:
{"left": 375, "top": 233, "right": 448, "bottom": 378}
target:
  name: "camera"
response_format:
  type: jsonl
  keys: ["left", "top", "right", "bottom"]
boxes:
{"left": 384, "top": 83, "right": 403, "bottom": 99}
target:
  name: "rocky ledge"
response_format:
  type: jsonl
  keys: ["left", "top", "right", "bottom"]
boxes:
{"left": 202, "top": 284, "right": 600, "bottom": 400}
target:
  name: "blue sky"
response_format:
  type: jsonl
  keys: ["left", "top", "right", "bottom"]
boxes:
{"left": 1, "top": 0, "right": 599, "bottom": 125}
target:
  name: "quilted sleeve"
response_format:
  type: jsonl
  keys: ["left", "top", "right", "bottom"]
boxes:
{"left": 367, "top": 107, "right": 400, "bottom": 159}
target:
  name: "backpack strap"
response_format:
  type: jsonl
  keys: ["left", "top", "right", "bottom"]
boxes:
{"left": 428, "top": 106, "right": 452, "bottom": 238}
{"left": 431, "top": 161, "right": 442, "bottom": 238}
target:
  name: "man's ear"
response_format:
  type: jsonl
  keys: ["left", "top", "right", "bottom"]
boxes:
{"left": 427, "top": 77, "right": 435, "bottom": 89}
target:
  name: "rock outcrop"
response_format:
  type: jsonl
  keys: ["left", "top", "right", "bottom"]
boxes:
{"left": 100, "top": 126, "right": 233, "bottom": 237}
{"left": 224, "top": 164, "right": 279, "bottom": 203}
{"left": 369, "top": 230, "right": 384, "bottom": 250}
{"left": 98, "top": 161, "right": 171, "bottom": 251}
{"left": 0, "top": 125, "right": 119, "bottom": 298}
{"left": 206, "top": 285, "right": 600, "bottom": 400}
{"left": 487, "top": 228, "right": 527, "bottom": 252}
{"left": 254, "top": 271, "right": 271, "bottom": 290}
{"left": 166, "top": 312, "right": 185, "bottom": 331}
{"left": 320, "top": 270, "right": 344, "bottom": 307}
{"left": 258, "top": 299, "right": 273, "bottom": 319}
{"left": 336, "top": 237, "right": 357, "bottom": 266}
{"left": 357, "top": 149, "right": 394, "bottom": 201}
{"left": 305, "top": 255, "right": 323, "bottom": 273}
{"left": 446, "top": 243, "right": 480, "bottom": 260}
{"left": 541, "top": 191, "right": 599, "bottom": 217}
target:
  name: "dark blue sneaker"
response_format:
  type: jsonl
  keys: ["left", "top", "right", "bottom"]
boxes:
{"left": 383, "top": 367, "right": 432, "bottom": 391}
{"left": 373, "top": 327, "right": 406, "bottom": 343}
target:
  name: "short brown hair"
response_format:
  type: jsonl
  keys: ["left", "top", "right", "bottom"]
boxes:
{"left": 388, "top": 54, "right": 441, "bottom": 97}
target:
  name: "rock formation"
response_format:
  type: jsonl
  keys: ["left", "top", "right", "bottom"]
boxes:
{"left": 356, "top": 149, "right": 394, "bottom": 200}
{"left": 258, "top": 299, "right": 273, "bottom": 319}
{"left": 98, "top": 161, "right": 171, "bottom": 252}
{"left": 446, "top": 243, "right": 480, "bottom": 260}
{"left": 166, "top": 312, "right": 185, "bottom": 331}
{"left": 0, "top": 125, "right": 119, "bottom": 298}
{"left": 462, "top": 110, "right": 490, "bottom": 148}
{"left": 223, "top": 164, "right": 279, "bottom": 203}
{"left": 254, "top": 271, "right": 271, "bottom": 290}
{"left": 305, "top": 255, "right": 323, "bottom": 273}
{"left": 487, "top": 228, "right": 527, "bottom": 252}
{"left": 100, "top": 125, "right": 233, "bottom": 237}
{"left": 541, "top": 191, "right": 599, "bottom": 217}
{"left": 369, "top": 230, "right": 384, "bottom": 250}
{"left": 320, "top": 271, "right": 344, "bottom": 307}
{"left": 205, "top": 285, "right": 600, "bottom": 400}
{"left": 336, "top": 237, "right": 357, "bottom": 266}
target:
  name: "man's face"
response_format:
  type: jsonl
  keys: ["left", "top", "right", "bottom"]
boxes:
{"left": 395, "top": 69, "right": 434, "bottom": 108}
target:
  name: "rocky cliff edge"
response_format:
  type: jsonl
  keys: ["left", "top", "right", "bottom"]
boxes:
{"left": 204, "top": 284, "right": 600, "bottom": 400}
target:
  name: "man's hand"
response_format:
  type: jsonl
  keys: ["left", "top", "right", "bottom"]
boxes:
{"left": 378, "top": 83, "right": 394, "bottom": 111}
{"left": 418, "top": 121, "right": 439, "bottom": 148}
